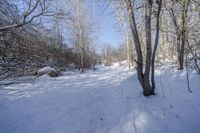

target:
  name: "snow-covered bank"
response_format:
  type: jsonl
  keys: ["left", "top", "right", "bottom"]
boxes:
{"left": 0, "top": 64, "right": 200, "bottom": 133}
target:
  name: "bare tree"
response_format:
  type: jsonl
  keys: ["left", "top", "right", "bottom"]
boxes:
{"left": 166, "top": 0, "right": 190, "bottom": 70}
{"left": 69, "top": 0, "right": 94, "bottom": 72}
{"left": 112, "top": 0, "right": 133, "bottom": 70}
{"left": 0, "top": 0, "right": 61, "bottom": 32}
{"left": 123, "top": 0, "right": 162, "bottom": 96}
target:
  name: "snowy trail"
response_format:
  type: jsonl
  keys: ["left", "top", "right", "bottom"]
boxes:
{"left": 0, "top": 65, "right": 200, "bottom": 133}
{"left": 0, "top": 66, "right": 135, "bottom": 133}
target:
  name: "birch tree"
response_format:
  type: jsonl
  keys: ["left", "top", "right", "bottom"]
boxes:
{"left": 70, "top": 0, "right": 94, "bottom": 72}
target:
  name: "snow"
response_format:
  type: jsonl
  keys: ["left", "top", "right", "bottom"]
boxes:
{"left": 0, "top": 63, "right": 200, "bottom": 133}
{"left": 111, "top": 62, "right": 122, "bottom": 69}
{"left": 38, "top": 66, "right": 57, "bottom": 74}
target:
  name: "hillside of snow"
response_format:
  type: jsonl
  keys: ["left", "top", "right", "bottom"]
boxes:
{"left": 0, "top": 63, "right": 200, "bottom": 133}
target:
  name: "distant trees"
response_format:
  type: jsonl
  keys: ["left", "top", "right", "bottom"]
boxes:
{"left": 99, "top": 43, "right": 128, "bottom": 66}
{"left": 166, "top": 0, "right": 189, "bottom": 70}
{"left": 112, "top": 0, "right": 134, "bottom": 70}
{"left": 163, "top": 0, "right": 200, "bottom": 73}
{"left": 68, "top": 0, "right": 96, "bottom": 72}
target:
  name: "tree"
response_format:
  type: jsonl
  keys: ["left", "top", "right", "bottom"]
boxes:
{"left": 166, "top": 0, "right": 190, "bottom": 69}
{"left": 112, "top": 1, "right": 134, "bottom": 70}
{"left": 123, "top": 0, "right": 162, "bottom": 96}
{"left": 69, "top": 0, "right": 95, "bottom": 72}
{"left": 0, "top": 0, "right": 57, "bottom": 32}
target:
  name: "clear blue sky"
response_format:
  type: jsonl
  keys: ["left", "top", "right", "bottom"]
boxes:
{"left": 95, "top": 3, "right": 121, "bottom": 47}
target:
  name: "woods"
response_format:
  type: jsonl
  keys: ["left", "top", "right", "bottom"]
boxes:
{"left": 0, "top": 0, "right": 97, "bottom": 79}
{"left": 111, "top": 0, "right": 200, "bottom": 96}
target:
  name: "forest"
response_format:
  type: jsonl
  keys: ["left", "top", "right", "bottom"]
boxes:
{"left": 0, "top": 0, "right": 200, "bottom": 133}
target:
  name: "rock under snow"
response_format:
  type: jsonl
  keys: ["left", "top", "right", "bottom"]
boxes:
{"left": 37, "top": 67, "right": 58, "bottom": 77}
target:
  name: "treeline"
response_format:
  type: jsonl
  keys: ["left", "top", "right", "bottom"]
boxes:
{"left": 100, "top": 42, "right": 134, "bottom": 67}
{"left": 0, "top": 0, "right": 99, "bottom": 80}
{"left": 0, "top": 26, "right": 98, "bottom": 79}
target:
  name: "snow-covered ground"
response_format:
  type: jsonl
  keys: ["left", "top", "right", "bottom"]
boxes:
{"left": 0, "top": 63, "right": 200, "bottom": 133}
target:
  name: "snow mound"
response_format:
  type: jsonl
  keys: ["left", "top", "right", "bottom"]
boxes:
{"left": 111, "top": 62, "right": 122, "bottom": 69}
{"left": 37, "top": 67, "right": 58, "bottom": 77}
{"left": 111, "top": 61, "right": 129, "bottom": 69}
{"left": 38, "top": 67, "right": 55, "bottom": 73}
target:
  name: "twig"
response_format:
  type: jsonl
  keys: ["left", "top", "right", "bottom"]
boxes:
{"left": 186, "top": 54, "right": 192, "bottom": 93}
{"left": 159, "top": 74, "right": 165, "bottom": 98}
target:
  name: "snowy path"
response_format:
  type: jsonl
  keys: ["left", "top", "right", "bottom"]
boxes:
{"left": 0, "top": 65, "right": 200, "bottom": 133}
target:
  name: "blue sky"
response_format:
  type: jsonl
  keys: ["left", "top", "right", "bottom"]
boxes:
{"left": 44, "top": 0, "right": 121, "bottom": 47}
{"left": 95, "top": 3, "right": 121, "bottom": 47}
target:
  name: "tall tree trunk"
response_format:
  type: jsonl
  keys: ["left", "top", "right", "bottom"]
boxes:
{"left": 76, "top": 0, "right": 84, "bottom": 72}
{"left": 151, "top": 0, "right": 162, "bottom": 92}
{"left": 124, "top": 0, "right": 155, "bottom": 96}
{"left": 126, "top": 29, "right": 131, "bottom": 70}
{"left": 143, "top": 0, "right": 153, "bottom": 95}
{"left": 161, "top": 12, "right": 166, "bottom": 60}
{"left": 178, "top": 0, "right": 187, "bottom": 70}
{"left": 124, "top": 0, "right": 144, "bottom": 90}
{"left": 177, "top": 34, "right": 182, "bottom": 69}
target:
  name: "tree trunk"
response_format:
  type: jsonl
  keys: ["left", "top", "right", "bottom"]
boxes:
{"left": 124, "top": 0, "right": 155, "bottom": 96}
{"left": 171, "top": 0, "right": 189, "bottom": 70}
{"left": 151, "top": 0, "right": 162, "bottom": 92}
{"left": 143, "top": 0, "right": 153, "bottom": 96}
{"left": 126, "top": 29, "right": 131, "bottom": 70}
{"left": 177, "top": 34, "right": 182, "bottom": 69}
{"left": 125, "top": 0, "right": 144, "bottom": 90}
{"left": 178, "top": 0, "right": 187, "bottom": 70}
